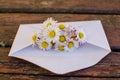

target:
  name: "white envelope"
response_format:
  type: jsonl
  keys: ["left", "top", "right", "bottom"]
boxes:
{"left": 9, "top": 20, "right": 111, "bottom": 74}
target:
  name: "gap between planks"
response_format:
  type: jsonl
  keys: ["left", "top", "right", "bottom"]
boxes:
{"left": 0, "top": 9, "right": 120, "bottom": 15}
{"left": 0, "top": 73, "right": 120, "bottom": 78}
{"left": 0, "top": 0, "right": 120, "bottom": 14}
{"left": 0, "top": 74, "right": 120, "bottom": 80}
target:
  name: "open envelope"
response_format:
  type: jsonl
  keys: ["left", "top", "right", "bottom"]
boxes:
{"left": 9, "top": 20, "right": 111, "bottom": 74}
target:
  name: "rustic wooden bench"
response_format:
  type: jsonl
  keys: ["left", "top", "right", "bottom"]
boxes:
{"left": 0, "top": 0, "right": 120, "bottom": 80}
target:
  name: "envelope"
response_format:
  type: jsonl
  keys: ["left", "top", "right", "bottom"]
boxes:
{"left": 9, "top": 20, "right": 111, "bottom": 74}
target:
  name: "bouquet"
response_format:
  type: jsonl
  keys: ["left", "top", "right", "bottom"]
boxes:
{"left": 32, "top": 18, "right": 87, "bottom": 51}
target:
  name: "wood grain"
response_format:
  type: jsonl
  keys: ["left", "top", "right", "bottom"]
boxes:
{"left": 0, "top": 0, "right": 120, "bottom": 14}
{"left": 0, "top": 13, "right": 120, "bottom": 46}
{"left": 0, "top": 48, "right": 120, "bottom": 77}
{"left": 0, "top": 74, "right": 120, "bottom": 80}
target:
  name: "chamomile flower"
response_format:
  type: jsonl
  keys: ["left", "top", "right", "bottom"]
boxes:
{"left": 58, "top": 23, "right": 67, "bottom": 30}
{"left": 36, "top": 39, "right": 52, "bottom": 50}
{"left": 44, "top": 25, "right": 61, "bottom": 43}
{"left": 59, "top": 35, "right": 67, "bottom": 43}
{"left": 58, "top": 23, "right": 69, "bottom": 35}
{"left": 43, "top": 17, "right": 57, "bottom": 27}
{"left": 31, "top": 33, "right": 37, "bottom": 46}
{"left": 55, "top": 43, "right": 68, "bottom": 51}
{"left": 76, "top": 28, "right": 87, "bottom": 44}
{"left": 67, "top": 39, "right": 79, "bottom": 51}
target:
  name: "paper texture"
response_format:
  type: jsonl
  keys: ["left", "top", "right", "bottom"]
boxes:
{"left": 9, "top": 20, "right": 111, "bottom": 74}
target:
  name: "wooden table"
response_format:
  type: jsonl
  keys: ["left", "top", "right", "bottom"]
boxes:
{"left": 0, "top": 0, "right": 120, "bottom": 80}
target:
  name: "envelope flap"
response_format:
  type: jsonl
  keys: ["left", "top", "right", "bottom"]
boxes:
{"left": 9, "top": 24, "right": 36, "bottom": 55}
{"left": 82, "top": 20, "right": 111, "bottom": 51}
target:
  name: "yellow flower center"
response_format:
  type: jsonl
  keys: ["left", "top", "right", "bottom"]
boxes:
{"left": 49, "top": 30, "right": 56, "bottom": 38}
{"left": 58, "top": 24, "right": 65, "bottom": 30}
{"left": 59, "top": 35, "right": 66, "bottom": 42}
{"left": 32, "top": 35, "right": 36, "bottom": 42}
{"left": 68, "top": 42, "right": 74, "bottom": 48}
{"left": 58, "top": 45, "right": 64, "bottom": 51}
{"left": 41, "top": 41, "right": 49, "bottom": 48}
{"left": 79, "top": 32, "right": 84, "bottom": 39}
{"left": 46, "top": 22, "right": 52, "bottom": 27}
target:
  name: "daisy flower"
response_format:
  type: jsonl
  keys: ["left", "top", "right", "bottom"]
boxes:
{"left": 67, "top": 39, "right": 79, "bottom": 51}
{"left": 36, "top": 39, "right": 52, "bottom": 50}
{"left": 58, "top": 23, "right": 70, "bottom": 35}
{"left": 55, "top": 42, "right": 68, "bottom": 51}
{"left": 59, "top": 35, "right": 67, "bottom": 43}
{"left": 76, "top": 28, "right": 87, "bottom": 44}
{"left": 58, "top": 23, "right": 67, "bottom": 30}
{"left": 31, "top": 33, "right": 37, "bottom": 46}
{"left": 57, "top": 45, "right": 66, "bottom": 51}
{"left": 44, "top": 25, "right": 61, "bottom": 43}
{"left": 43, "top": 17, "right": 57, "bottom": 27}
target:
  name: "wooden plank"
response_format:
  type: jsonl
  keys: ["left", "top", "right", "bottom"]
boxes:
{"left": 0, "top": 48, "right": 120, "bottom": 77}
{"left": 0, "top": 74, "right": 119, "bottom": 80}
{"left": 0, "top": 26, "right": 17, "bottom": 47}
{"left": 0, "top": 0, "right": 120, "bottom": 14}
{"left": 0, "top": 13, "right": 119, "bottom": 77}
{"left": 0, "top": 13, "right": 120, "bottom": 46}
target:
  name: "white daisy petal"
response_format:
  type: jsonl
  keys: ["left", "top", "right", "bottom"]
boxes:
{"left": 54, "top": 42, "right": 68, "bottom": 52}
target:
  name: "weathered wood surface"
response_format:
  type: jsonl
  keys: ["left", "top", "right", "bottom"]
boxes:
{"left": 0, "top": 74, "right": 120, "bottom": 80}
{"left": 0, "top": 0, "right": 120, "bottom": 14}
{"left": 0, "top": 14, "right": 120, "bottom": 47}
{"left": 0, "top": 0, "right": 120, "bottom": 80}
{"left": 0, "top": 47, "right": 120, "bottom": 77}
{"left": 0, "top": 14, "right": 120, "bottom": 78}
